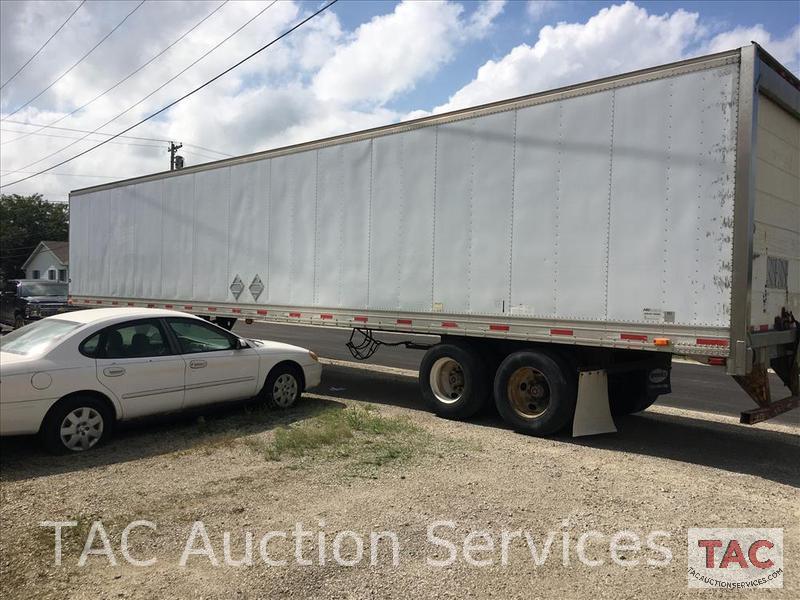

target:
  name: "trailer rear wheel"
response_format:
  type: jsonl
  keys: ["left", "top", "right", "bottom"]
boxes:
{"left": 494, "top": 350, "right": 577, "bottom": 435}
{"left": 420, "top": 342, "right": 489, "bottom": 419}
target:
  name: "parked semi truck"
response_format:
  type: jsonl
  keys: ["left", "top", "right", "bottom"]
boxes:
{"left": 69, "top": 44, "right": 799, "bottom": 435}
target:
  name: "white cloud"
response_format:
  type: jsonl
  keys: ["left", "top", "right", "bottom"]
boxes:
{"left": 466, "top": 0, "right": 506, "bottom": 38}
{"left": 526, "top": 1, "right": 558, "bottom": 22}
{"left": 702, "top": 24, "right": 800, "bottom": 73}
{"left": 435, "top": 1, "right": 705, "bottom": 112}
{"left": 313, "top": 1, "right": 467, "bottom": 106}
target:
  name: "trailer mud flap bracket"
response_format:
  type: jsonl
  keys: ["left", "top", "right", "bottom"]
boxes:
{"left": 573, "top": 370, "right": 617, "bottom": 437}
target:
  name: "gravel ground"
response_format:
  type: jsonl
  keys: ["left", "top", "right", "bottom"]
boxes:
{"left": 1, "top": 364, "right": 798, "bottom": 599}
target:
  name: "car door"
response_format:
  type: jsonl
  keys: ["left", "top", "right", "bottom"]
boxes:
{"left": 165, "top": 317, "right": 260, "bottom": 407}
{"left": 93, "top": 318, "right": 186, "bottom": 419}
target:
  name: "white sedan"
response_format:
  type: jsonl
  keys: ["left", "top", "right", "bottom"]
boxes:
{"left": 0, "top": 308, "right": 321, "bottom": 453}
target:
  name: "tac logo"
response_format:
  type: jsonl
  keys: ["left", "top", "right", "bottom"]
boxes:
{"left": 687, "top": 528, "right": 783, "bottom": 589}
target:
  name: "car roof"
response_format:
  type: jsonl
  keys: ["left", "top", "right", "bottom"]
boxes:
{"left": 53, "top": 307, "right": 198, "bottom": 325}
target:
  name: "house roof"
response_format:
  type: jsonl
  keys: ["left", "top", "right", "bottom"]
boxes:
{"left": 21, "top": 240, "right": 69, "bottom": 270}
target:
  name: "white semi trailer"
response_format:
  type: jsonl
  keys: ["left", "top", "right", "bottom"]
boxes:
{"left": 69, "top": 44, "right": 799, "bottom": 435}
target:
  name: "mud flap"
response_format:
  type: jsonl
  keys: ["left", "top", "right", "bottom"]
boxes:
{"left": 572, "top": 369, "right": 617, "bottom": 436}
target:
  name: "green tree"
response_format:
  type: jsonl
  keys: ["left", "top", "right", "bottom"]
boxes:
{"left": 0, "top": 194, "right": 69, "bottom": 280}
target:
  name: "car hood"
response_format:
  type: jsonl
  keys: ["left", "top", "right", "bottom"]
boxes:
{"left": 20, "top": 296, "right": 68, "bottom": 303}
{"left": 247, "top": 339, "right": 310, "bottom": 355}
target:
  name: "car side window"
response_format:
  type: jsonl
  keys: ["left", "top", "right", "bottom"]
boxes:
{"left": 80, "top": 332, "right": 102, "bottom": 358}
{"left": 99, "top": 320, "right": 172, "bottom": 359}
{"left": 167, "top": 319, "right": 236, "bottom": 354}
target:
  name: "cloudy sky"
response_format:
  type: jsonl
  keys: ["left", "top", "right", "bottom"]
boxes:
{"left": 0, "top": 0, "right": 798, "bottom": 202}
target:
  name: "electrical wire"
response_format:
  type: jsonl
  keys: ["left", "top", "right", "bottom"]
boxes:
{"left": 0, "top": 127, "right": 164, "bottom": 149}
{"left": 1, "top": 0, "right": 229, "bottom": 147}
{"left": 3, "top": 0, "right": 277, "bottom": 179}
{"left": 0, "top": 169, "right": 121, "bottom": 179}
{"left": 0, "top": 1, "right": 86, "bottom": 90}
{"left": 1, "top": 118, "right": 170, "bottom": 143}
{"left": 2, "top": 120, "right": 230, "bottom": 155}
{"left": 1, "top": 0, "right": 339, "bottom": 189}
{"left": 2, "top": 0, "right": 146, "bottom": 120}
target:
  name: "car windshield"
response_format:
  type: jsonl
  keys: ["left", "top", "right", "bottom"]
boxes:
{"left": 18, "top": 283, "right": 68, "bottom": 297}
{"left": 0, "top": 319, "right": 81, "bottom": 355}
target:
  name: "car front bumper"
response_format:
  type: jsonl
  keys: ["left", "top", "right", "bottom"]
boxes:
{"left": 302, "top": 362, "right": 322, "bottom": 391}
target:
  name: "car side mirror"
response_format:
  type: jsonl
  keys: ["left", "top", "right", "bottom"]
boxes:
{"left": 236, "top": 338, "right": 250, "bottom": 349}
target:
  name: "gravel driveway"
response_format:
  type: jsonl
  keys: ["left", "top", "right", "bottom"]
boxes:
{"left": 1, "top": 364, "right": 798, "bottom": 599}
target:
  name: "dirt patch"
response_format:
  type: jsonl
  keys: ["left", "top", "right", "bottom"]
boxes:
{"left": 1, "top": 374, "right": 798, "bottom": 600}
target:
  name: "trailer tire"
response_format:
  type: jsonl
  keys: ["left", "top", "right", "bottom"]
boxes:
{"left": 608, "top": 372, "right": 657, "bottom": 416}
{"left": 494, "top": 350, "right": 577, "bottom": 436}
{"left": 420, "top": 342, "right": 490, "bottom": 420}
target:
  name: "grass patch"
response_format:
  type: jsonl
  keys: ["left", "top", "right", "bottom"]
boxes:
{"left": 244, "top": 405, "right": 427, "bottom": 474}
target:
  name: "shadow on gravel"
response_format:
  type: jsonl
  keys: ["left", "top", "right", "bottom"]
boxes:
{"left": 0, "top": 397, "right": 344, "bottom": 483}
{"left": 319, "top": 365, "right": 800, "bottom": 488}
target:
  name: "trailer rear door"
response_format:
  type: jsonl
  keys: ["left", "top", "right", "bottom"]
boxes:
{"left": 750, "top": 94, "right": 800, "bottom": 331}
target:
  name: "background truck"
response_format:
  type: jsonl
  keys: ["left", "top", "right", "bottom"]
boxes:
{"left": 69, "top": 44, "right": 799, "bottom": 435}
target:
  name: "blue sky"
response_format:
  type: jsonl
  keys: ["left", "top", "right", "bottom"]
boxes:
{"left": 0, "top": 0, "right": 798, "bottom": 200}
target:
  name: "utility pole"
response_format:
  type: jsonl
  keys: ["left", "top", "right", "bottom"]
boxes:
{"left": 168, "top": 141, "right": 183, "bottom": 171}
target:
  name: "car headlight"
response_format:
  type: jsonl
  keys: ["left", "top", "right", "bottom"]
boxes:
{"left": 308, "top": 351, "right": 319, "bottom": 362}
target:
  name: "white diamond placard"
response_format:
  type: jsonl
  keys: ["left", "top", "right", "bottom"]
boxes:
{"left": 229, "top": 275, "right": 244, "bottom": 300}
{"left": 249, "top": 275, "right": 264, "bottom": 301}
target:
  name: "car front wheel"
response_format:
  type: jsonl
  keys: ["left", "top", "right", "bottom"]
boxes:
{"left": 41, "top": 396, "right": 113, "bottom": 454}
{"left": 262, "top": 364, "right": 303, "bottom": 409}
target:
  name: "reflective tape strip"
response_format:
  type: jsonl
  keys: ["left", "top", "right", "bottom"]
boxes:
{"left": 397, "top": 318, "right": 412, "bottom": 325}
{"left": 441, "top": 321, "right": 458, "bottom": 328}
{"left": 551, "top": 328, "right": 573, "bottom": 336}
{"left": 620, "top": 333, "right": 647, "bottom": 341}
{"left": 489, "top": 324, "right": 509, "bottom": 331}
{"left": 696, "top": 338, "right": 728, "bottom": 347}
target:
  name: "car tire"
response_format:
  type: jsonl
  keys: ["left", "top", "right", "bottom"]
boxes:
{"left": 494, "top": 350, "right": 577, "bottom": 436}
{"left": 262, "top": 364, "right": 303, "bottom": 409}
{"left": 40, "top": 396, "right": 114, "bottom": 454}
{"left": 420, "top": 342, "right": 490, "bottom": 419}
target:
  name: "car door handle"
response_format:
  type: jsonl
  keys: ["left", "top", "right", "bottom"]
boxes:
{"left": 189, "top": 359, "right": 207, "bottom": 369}
{"left": 103, "top": 366, "right": 126, "bottom": 377}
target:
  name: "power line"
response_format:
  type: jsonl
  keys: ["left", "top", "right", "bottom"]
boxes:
{"left": 0, "top": 169, "right": 121, "bottom": 179}
{"left": 0, "top": 1, "right": 86, "bottom": 90}
{"left": 1, "top": 127, "right": 164, "bottom": 149}
{"left": 1, "top": 0, "right": 228, "bottom": 148}
{"left": 1, "top": 120, "right": 231, "bottom": 155}
{"left": 182, "top": 143, "right": 231, "bottom": 157}
{"left": 2, "top": 0, "right": 146, "bottom": 120}
{"left": 1, "top": 119, "right": 170, "bottom": 143}
{"left": 0, "top": 0, "right": 335, "bottom": 190}
{"left": 3, "top": 1, "right": 276, "bottom": 178}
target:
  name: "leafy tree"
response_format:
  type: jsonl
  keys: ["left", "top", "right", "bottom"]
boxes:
{"left": 0, "top": 194, "right": 69, "bottom": 280}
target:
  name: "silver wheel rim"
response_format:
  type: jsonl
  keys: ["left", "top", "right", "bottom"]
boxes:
{"left": 272, "top": 373, "right": 299, "bottom": 407}
{"left": 60, "top": 407, "right": 104, "bottom": 451}
{"left": 429, "top": 357, "right": 465, "bottom": 405}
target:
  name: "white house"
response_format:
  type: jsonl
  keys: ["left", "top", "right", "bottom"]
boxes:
{"left": 22, "top": 241, "right": 69, "bottom": 282}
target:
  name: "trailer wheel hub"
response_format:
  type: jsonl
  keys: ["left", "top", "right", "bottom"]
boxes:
{"left": 430, "top": 358, "right": 465, "bottom": 404}
{"left": 508, "top": 367, "right": 551, "bottom": 419}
